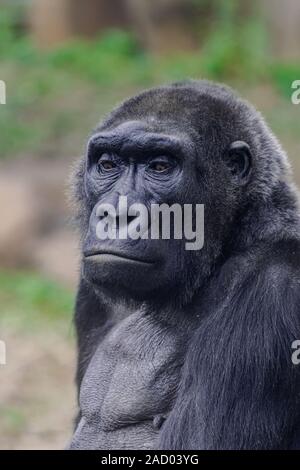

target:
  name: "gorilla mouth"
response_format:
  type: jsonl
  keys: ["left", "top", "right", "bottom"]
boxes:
{"left": 84, "top": 250, "right": 156, "bottom": 265}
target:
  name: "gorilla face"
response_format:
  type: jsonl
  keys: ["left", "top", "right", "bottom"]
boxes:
{"left": 80, "top": 85, "right": 253, "bottom": 303}
{"left": 82, "top": 121, "right": 196, "bottom": 299}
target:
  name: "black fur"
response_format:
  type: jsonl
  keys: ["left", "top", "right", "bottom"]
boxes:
{"left": 70, "top": 80, "right": 300, "bottom": 450}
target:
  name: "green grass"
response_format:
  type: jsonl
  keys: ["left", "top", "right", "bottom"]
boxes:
{"left": 0, "top": 270, "right": 74, "bottom": 332}
{"left": 0, "top": 407, "right": 27, "bottom": 435}
{"left": 270, "top": 63, "right": 300, "bottom": 99}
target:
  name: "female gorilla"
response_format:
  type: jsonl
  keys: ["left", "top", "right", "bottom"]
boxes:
{"left": 69, "top": 80, "right": 300, "bottom": 450}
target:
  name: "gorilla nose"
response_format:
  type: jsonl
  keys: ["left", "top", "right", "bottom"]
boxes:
{"left": 98, "top": 210, "right": 139, "bottom": 230}
{"left": 114, "top": 213, "right": 137, "bottom": 230}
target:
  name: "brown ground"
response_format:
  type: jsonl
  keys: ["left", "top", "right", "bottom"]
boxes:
{"left": 0, "top": 329, "right": 76, "bottom": 450}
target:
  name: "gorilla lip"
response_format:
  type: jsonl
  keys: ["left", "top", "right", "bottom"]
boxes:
{"left": 84, "top": 250, "right": 156, "bottom": 265}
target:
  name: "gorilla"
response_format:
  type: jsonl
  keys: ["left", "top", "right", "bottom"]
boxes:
{"left": 69, "top": 80, "right": 300, "bottom": 450}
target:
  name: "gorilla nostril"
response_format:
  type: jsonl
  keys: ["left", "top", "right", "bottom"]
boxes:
{"left": 99, "top": 210, "right": 109, "bottom": 221}
{"left": 127, "top": 215, "right": 136, "bottom": 225}
{"left": 98, "top": 211, "right": 138, "bottom": 229}
{"left": 113, "top": 214, "right": 136, "bottom": 230}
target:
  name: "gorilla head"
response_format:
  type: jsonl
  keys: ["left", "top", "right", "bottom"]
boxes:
{"left": 72, "top": 80, "right": 289, "bottom": 305}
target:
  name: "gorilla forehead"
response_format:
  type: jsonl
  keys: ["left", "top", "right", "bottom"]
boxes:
{"left": 99, "top": 80, "right": 249, "bottom": 137}
{"left": 89, "top": 119, "right": 196, "bottom": 162}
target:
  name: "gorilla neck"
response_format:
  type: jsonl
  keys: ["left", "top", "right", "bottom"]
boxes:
{"left": 95, "top": 286, "right": 197, "bottom": 328}
{"left": 93, "top": 273, "right": 214, "bottom": 319}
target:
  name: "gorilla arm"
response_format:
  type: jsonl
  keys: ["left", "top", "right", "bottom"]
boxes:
{"left": 159, "top": 242, "right": 300, "bottom": 450}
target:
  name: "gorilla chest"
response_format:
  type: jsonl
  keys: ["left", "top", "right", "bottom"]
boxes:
{"left": 79, "top": 311, "right": 187, "bottom": 442}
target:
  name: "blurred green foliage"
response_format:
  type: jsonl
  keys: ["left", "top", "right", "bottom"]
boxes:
{"left": 48, "top": 31, "right": 150, "bottom": 85}
{"left": 0, "top": 407, "right": 26, "bottom": 435}
{"left": 200, "top": 2, "right": 268, "bottom": 81}
{"left": 0, "top": 270, "right": 74, "bottom": 331}
{"left": 270, "top": 64, "right": 300, "bottom": 99}
{"left": 0, "top": 1, "right": 299, "bottom": 159}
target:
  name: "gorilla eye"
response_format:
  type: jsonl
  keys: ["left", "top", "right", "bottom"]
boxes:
{"left": 100, "top": 161, "right": 116, "bottom": 170}
{"left": 148, "top": 158, "right": 173, "bottom": 173}
{"left": 97, "top": 154, "right": 117, "bottom": 172}
{"left": 152, "top": 162, "right": 170, "bottom": 172}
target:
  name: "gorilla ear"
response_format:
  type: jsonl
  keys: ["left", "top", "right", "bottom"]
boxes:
{"left": 224, "top": 141, "right": 252, "bottom": 184}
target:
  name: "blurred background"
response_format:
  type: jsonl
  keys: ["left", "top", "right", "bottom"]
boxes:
{"left": 0, "top": 0, "right": 300, "bottom": 450}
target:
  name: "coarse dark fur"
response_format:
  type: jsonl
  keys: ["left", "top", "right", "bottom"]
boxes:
{"left": 69, "top": 80, "right": 300, "bottom": 450}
